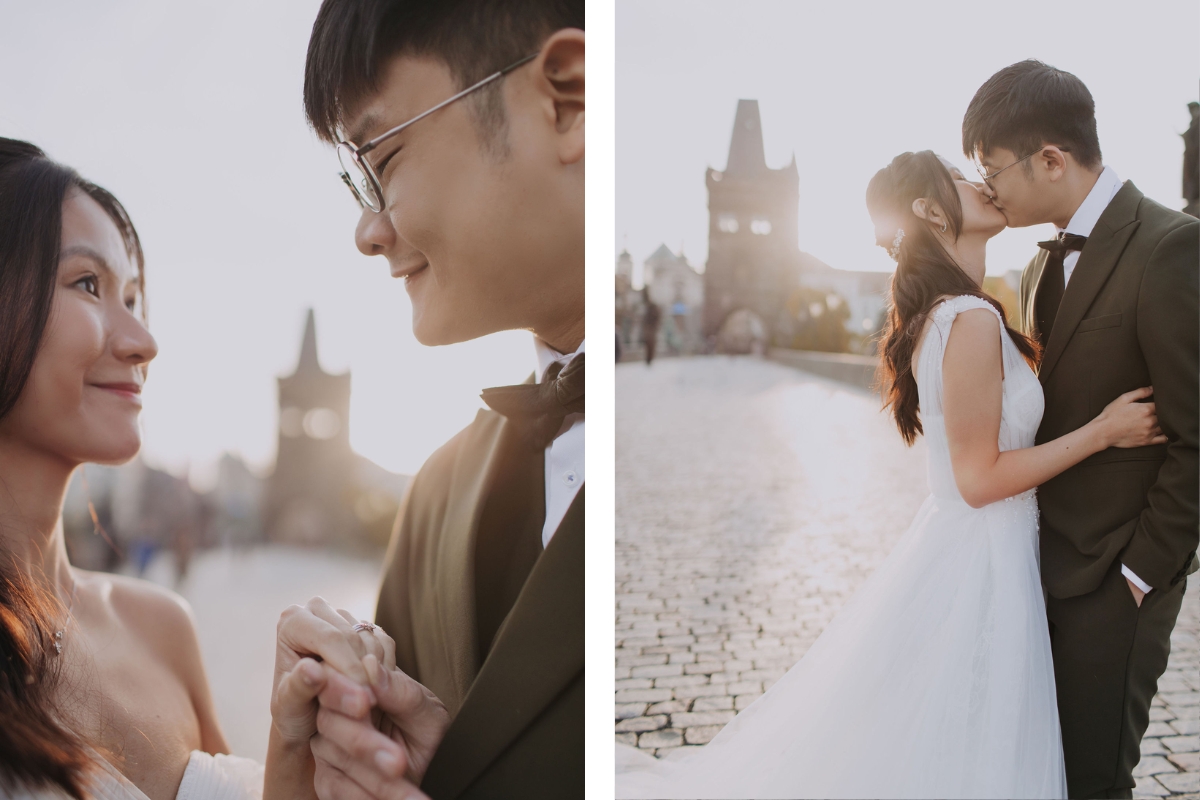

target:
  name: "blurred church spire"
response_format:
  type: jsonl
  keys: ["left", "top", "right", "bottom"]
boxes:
{"left": 297, "top": 308, "right": 321, "bottom": 373}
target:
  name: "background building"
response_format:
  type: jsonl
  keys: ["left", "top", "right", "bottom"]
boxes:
{"left": 703, "top": 99, "right": 801, "bottom": 349}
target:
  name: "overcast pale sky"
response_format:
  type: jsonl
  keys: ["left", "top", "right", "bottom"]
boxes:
{"left": 0, "top": 1, "right": 538, "bottom": 482}
{"left": 617, "top": 0, "right": 1199, "bottom": 284}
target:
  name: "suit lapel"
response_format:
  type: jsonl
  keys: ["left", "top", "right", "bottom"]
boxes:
{"left": 1025, "top": 250, "right": 1049, "bottom": 342}
{"left": 434, "top": 410, "right": 509, "bottom": 713}
{"left": 1038, "top": 182, "right": 1143, "bottom": 383}
{"left": 423, "top": 487, "right": 585, "bottom": 799}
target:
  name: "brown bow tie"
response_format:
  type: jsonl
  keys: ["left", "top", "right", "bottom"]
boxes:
{"left": 481, "top": 353, "right": 584, "bottom": 451}
{"left": 1033, "top": 233, "right": 1087, "bottom": 347}
{"left": 1037, "top": 232, "right": 1088, "bottom": 256}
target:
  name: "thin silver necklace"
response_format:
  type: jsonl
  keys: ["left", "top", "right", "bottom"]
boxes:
{"left": 54, "top": 579, "right": 78, "bottom": 656}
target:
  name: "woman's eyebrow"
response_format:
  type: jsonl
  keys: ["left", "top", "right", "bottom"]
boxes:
{"left": 59, "top": 245, "right": 116, "bottom": 280}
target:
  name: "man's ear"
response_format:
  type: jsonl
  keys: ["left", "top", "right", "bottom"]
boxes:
{"left": 537, "top": 28, "right": 584, "bottom": 165}
{"left": 1038, "top": 145, "right": 1068, "bottom": 183}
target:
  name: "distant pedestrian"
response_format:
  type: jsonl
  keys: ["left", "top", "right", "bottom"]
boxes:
{"left": 642, "top": 287, "right": 661, "bottom": 365}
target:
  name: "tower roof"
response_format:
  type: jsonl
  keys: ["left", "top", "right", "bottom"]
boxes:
{"left": 648, "top": 243, "right": 675, "bottom": 261}
{"left": 725, "top": 99, "right": 767, "bottom": 176}
{"left": 297, "top": 308, "right": 322, "bottom": 374}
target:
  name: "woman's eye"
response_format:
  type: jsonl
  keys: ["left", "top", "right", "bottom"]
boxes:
{"left": 75, "top": 275, "right": 99, "bottom": 297}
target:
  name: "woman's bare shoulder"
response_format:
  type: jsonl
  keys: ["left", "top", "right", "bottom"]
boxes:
{"left": 77, "top": 569, "right": 204, "bottom": 678}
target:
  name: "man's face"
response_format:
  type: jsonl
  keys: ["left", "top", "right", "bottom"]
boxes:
{"left": 343, "top": 55, "right": 584, "bottom": 346}
{"left": 975, "top": 146, "right": 1050, "bottom": 228}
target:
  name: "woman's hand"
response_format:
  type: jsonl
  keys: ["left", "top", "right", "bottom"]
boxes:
{"left": 271, "top": 597, "right": 389, "bottom": 746}
{"left": 1092, "top": 386, "right": 1169, "bottom": 450}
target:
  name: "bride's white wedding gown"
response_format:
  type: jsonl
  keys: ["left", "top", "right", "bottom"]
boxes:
{"left": 616, "top": 295, "right": 1068, "bottom": 799}
{"left": 11, "top": 751, "right": 264, "bottom": 799}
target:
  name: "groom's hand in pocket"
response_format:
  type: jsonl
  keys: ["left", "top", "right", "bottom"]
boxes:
{"left": 1126, "top": 577, "right": 1147, "bottom": 607}
{"left": 311, "top": 654, "right": 449, "bottom": 799}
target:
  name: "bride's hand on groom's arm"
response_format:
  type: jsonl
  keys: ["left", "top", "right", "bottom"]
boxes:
{"left": 311, "top": 654, "right": 450, "bottom": 800}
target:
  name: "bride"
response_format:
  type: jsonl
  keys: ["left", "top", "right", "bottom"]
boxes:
{"left": 0, "top": 139, "right": 394, "bottom": 800}
{"left": 615, "top": 151, "right": 1166, "bottom": 799}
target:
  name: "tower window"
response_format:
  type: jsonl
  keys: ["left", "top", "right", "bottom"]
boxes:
{"left": 303, "top": 408, "right": 342, "bottom": 439}
{"left": 280, "top": 407, "right": 304, "bottom": 437}
{"left": 750, "top": 218, "right": 772, "bottom": 235}
{"left": 718, "top": 214, "right": 739, "bottom": 233}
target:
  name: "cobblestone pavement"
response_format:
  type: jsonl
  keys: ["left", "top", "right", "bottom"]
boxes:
{"left": 615, "top": 356, "right": 1198, "bottom": 797}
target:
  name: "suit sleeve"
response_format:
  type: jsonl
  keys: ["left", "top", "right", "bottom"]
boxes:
{"left": 375, "top": 480, "right": 422, "bottom": 680}
{"left": 1121, "top": 220, "right": 1200, "bottom": 590}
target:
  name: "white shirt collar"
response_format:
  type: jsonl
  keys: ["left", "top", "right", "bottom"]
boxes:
{"left": 1059, "top": 166, "right": 1122, "bottom": 238}
{"left": 534, "top": 337, "right": 585, "bottom": 384}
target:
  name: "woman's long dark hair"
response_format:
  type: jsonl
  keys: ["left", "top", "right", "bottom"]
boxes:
{"left": 0, "top": 138, "right": 146, "bottom": 799}
{"left": 866, "top": 151, "right": 1039, "bottom": 445}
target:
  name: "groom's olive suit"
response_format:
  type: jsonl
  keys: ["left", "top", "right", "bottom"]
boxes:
{"left": 374, "top": 404, "right": 583, "bottom": 800}
{"left": 1018, "top": 181, "right": 1198, "bottom": 799}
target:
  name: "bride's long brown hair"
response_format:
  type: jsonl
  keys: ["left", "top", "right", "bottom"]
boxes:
{"left": 0, "top": 138, "right": 146, "bottom": 800}
{"left": 866, "top": 151, "right": 1039, "bottom": 445}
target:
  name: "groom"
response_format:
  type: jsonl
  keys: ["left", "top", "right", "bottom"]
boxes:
{"left": 271, "top": 2, "right": 585, "bottom": 799}
{"left": 963, "top": 60, "right": 1198, "bottom": 799}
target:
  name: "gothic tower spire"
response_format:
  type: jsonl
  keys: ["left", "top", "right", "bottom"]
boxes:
{"left": 725, "top": 99, "right": 767, "bottom": 177}
{"left": 297, "top": 308, "right": 320, "bottom": 373}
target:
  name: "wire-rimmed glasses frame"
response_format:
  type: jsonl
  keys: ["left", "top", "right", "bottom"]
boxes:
{"left": 973, "top": 149, "right": 1040, "bottom": 189}
{"left": 335, "top": 52, "right": 539, "bottom": 212}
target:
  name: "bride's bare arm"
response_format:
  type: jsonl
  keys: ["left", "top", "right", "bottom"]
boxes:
{"left": 942, "top": 309, "right": 1165, "bottom": 509}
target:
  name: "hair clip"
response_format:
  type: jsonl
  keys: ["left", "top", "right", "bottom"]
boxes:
{"left": 888, "top": 228, "right": 905, "bottom": 261}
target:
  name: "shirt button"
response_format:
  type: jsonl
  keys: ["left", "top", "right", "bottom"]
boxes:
{"left": 562, "top": 470, "right": 578, "bottom": 487}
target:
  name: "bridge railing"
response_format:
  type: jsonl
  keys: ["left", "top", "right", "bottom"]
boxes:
{"left": 767, "top": 348, "right": 880, "bottom": 393}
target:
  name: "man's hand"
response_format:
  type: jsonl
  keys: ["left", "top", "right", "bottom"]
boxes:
{"left": 1126, "top": 577, "right": 1147, "bottom": 608}
{"left": 311, "top": 654, "right": 450, "bottom": 800}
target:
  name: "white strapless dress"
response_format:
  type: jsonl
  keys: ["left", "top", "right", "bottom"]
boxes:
{"left": 616, "top": 295, "right": 1068, "bottom": 799}
{"left": 8, "top": 750, "right": 263, "bottom": 800}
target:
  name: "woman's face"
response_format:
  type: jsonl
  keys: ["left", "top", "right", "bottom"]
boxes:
{"left": 945, "top": 164, "right": 1007, "bottom": 238}
{"left": 0, "top": 190, "right": 157, "bottom": 466}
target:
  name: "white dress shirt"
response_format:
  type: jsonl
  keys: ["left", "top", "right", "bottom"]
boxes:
{"left": 1059, "top": 166, "right": 1122, "bottom": 288}
{"left": 534, "top": 337, "right": 585, "bottom": 548}
{"left": 1055, "top": 167, "right": 1152, "bottom": 595}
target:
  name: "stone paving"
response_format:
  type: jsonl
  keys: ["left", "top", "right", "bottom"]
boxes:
{"left": 615, "top": 356, "right": 1198, "bottom": 797}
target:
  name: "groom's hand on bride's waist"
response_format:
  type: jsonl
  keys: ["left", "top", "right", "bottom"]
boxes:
{"left": 311, "top": 654, "right": 449, "bottom": 800}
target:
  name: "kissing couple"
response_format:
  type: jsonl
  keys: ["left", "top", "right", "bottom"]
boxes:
{"left": 0, "top": 1, "right": 584, "bottom": 799}
{"left": 617, "top": 60, "right": 1197, "bottom": 799}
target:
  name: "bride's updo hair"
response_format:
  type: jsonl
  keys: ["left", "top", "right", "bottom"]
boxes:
{"left": 0, "top": 138, "right": 145, "bottom": 799}
{"left": 866, "top": 151, "right": 1038, "bottom": 445}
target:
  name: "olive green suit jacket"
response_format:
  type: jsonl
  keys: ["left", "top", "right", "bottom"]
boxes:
{"left": 375, "top": 408, "right": 584, "bottom": 799}
{"left": 1018, "top": 181, "right": 1198, "bottom": 598}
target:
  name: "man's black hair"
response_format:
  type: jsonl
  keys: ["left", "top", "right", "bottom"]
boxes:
{"left": 962, "top": 60, "right": 1102, "bottom": 172}
{"left": 304, "top": 0, "right": 584, "bottom": 146}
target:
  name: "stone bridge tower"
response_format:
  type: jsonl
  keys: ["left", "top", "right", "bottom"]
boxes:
{"left": 264, "top": 309, "right": 355, "bottom": 544}
{"left": 703, "top": 99, "right": 800, "bottom": 342}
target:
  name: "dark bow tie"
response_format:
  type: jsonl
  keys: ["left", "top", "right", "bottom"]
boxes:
{"left": 1037, "top": 232, "right": 1088, "bottom": 256}
{"left": 481, "top": 353, "right": 584, "bottom": 451}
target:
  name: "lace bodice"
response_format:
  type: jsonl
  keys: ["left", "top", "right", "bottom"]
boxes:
{"left": 915, "top": 295, "right": 1044, "bottom": 504}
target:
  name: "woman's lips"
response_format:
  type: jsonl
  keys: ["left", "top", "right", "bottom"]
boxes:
{"left": 93, "top": 383, "right": 142, "bottom": 404}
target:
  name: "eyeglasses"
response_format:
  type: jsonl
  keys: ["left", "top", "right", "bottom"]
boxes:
{"left": 974, "top": 150, "right": 1039, "bottom": 188}
{"left": 335, "top": 52, "right": 539, "bottom": 212}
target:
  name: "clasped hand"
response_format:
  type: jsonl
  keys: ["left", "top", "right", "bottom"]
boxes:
{"left": 271, "top": 597, "right": 451, "bottom": 800}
